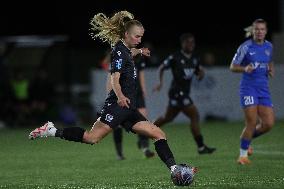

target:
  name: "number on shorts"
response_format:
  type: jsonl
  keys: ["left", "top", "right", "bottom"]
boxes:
{"left": 244, "top": 96, "right": 254, "bottom": 105}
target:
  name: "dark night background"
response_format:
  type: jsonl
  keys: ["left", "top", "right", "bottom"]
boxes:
{"left": 0, "top": 0, "right": 283, "bottom": 127}
{"left": 0, "top": 0, "right": 281, "bottom": 48}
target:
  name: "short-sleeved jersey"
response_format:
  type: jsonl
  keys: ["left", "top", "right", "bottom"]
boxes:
{"left": 163, "top": 50, "right": 200, "bottom": 94}
{"left": 232, "top": 39, "right": 273, "bottom": 87}
{"left": 105, "top": 40, "right": 138, "bottom": 109}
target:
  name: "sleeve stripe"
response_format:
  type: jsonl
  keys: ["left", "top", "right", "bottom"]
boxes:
{"left": 232, "top": 43, "right": 249, "bottom": 65}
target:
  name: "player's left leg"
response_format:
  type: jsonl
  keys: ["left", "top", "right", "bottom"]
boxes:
{"left": 133, "top": 121, "right": 176, "bottom": 169}
{"left": 182, "top": 104, "right": 216, "bottom": 154}
{"left": 253, "top": 105, "right": 274, "bottom": 138}
{"left": 248, "top": 99, "right": 274, "bottom": 156}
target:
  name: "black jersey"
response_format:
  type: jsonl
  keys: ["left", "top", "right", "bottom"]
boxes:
{"left": 134, "top": 56, "right": 146, "bottom": 97}
{"left": 105, "top": 40, "right": 138, "bottom": 109}
{"left": 163, "top": 50, "right": 200, "bottom": 94}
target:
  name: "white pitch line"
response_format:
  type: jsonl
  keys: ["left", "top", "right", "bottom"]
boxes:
{"left": 253, "top": 150, "right": 284, "bottom": 156}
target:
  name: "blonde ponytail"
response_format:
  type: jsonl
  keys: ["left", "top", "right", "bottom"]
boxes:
{"left": 244, "top": 25, "right": 253, "bottom": 38}
{"left": 89, "top": 11, "right": 134, "bottom": 46}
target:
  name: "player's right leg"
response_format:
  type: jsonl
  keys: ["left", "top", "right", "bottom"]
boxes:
{"left": 83, "top": 120, "right": 113, "bottom": 144}
{"left": 29, "top": 121, "right": 57, "bottom": 139}
{"left": 253, "top": 105, "right": 274, "bottom": 137}
{"left": 238, "top": 106, "right": 258, "bottom": 165}
{"left": 133, "top": 121, "right": 197, "bottom": 174}
{"left": 29, "top": 120, "right": 112, "bottom": 144}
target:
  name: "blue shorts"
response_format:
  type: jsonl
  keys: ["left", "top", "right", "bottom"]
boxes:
{"left": 240, "top": 86, "right": 273, "bottom": 108}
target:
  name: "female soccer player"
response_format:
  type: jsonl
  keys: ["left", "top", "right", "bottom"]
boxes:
{"left": 230, "top": 19, "right": 275, "bottom": 165}
{"left": 103, "top": 49, "right": 155, "bottom": 160}
{"left": 153, "top": 33, "right": 216, "bottom": 154}
{"left": 29, "top": 11, "right": 189, "bottom": 172}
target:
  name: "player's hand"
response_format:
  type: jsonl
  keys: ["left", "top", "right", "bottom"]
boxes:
{"left": 268, "top": 69, "right": 274, "bottom": 78}
{"left": 131, "top": 48, "right": 150, "bottom": 57}
{"left": 140, "top": 48, "right": 150, "bottom": 57}
{"left": 117, "top": 95, "right": 130, "bottom": 108}
{"left": 244, "top": 64, "right": 254, "bottom": 73}
{"left": 152, "top": 83, "right": 162, "bottom": 92}
{"left": 196, "top": 69, "right": 205, "bottom": 81}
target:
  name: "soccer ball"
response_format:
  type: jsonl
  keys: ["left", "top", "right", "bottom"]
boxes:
{"left": 170, "top": 164, "right": 196, "bottom": 186}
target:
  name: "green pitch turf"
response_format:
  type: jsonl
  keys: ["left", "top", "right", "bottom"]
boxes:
{"left": 0, "top": 121, "right": 283, "bottom": 189}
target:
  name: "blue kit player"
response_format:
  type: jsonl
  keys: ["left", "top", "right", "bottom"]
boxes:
{"left": 230, "top": 19, "right": 275, "bottom": 165}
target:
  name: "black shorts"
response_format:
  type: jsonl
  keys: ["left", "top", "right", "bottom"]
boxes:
{"left": 168, "top": 91, "right": 194, "bottom": 108}
{"left": 136, "top": 94, "right": 145, "bottom": 109}
{"left": 99, "top": 102, "right": 147, "bottom": 133}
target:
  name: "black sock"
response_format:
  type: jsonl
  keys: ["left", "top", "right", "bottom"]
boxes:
{"left": 194, "top": 135, "right": 204, "bottom": 148}
{"left": 137, "top": 134, "right": 149, "bottom": 149}
{"left": 113, "top": 128, "right": 123, "bottom": 156}
{"left": 154, "top": 139, "right": 176, "bottom": 169}
{"left": 55, "top": 127, "right": 85, "bottom": 142}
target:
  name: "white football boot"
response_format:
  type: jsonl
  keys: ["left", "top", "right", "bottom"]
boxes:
{"left": 29, "top": 121, "right": 56, "bottom": 140}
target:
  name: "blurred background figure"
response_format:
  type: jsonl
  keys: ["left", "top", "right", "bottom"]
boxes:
{"left": 153, "top": 33, "right": 216, "bottom": 154}
{"left": 29, "top": 66, "right": 56, "bottom": 124}
{"left": 10, "top": 67, "right": 30, "bottom": 126}
{"left": 99, "top": 49, "right": 111, "bottom": 71}
{"left": 0, "top": 42, "right": 13, "bottom": 128}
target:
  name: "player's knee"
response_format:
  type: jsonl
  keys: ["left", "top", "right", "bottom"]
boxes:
{"left": 152, "top": 127, "right": 166, "bottom": 140}
{"left": 83, "top": 132, "right": 101, "bottom": 144}
{"left": 263, "top": 121, "right": 274, "bottom": 131}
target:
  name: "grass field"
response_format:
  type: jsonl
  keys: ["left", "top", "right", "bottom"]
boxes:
{"left": 0, "top": 121, "right": 284, "bottom": 189}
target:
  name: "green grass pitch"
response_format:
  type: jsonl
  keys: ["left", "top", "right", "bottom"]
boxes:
{"left": 0, "top": 121, "right": 284, "bottom": 188}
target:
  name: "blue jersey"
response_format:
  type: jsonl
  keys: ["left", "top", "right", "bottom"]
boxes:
{"left": 232, "top": 39, "right": 273, "bottom": 107}
{"left": 232, "top": 39, "right": 273, "bottom": 87}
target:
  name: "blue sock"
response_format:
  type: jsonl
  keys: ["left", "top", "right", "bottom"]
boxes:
{"left": 240, "top": 138, "right": 251, "bottom": 150}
